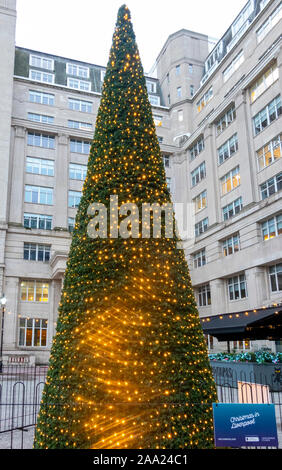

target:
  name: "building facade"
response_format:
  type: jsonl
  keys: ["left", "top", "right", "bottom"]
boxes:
{"left": 0, "top": 0, "right": 281, "bottom": 364}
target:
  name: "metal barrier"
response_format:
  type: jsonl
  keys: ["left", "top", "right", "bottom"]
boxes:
{"left": 0, "top": 364, "right": 281, "bottom": 449}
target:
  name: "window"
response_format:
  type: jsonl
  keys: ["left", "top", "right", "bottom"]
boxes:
{"left": 26, "top": 157, "right": 54, "bottom": 176}
{"left": 222, "top": 197, "right": 243, "bottom": 220}
{"left": 205, "top": 334, "right": 214, "bottom": 350}
{"left": 101, "top": 70, "right": 106, "bottom": 83}
{"left": 223, "top": 50, "right": 244, "bottom": 82}
{"left": 218, "top": 134, "right": 238, "bottom": 165}
{"left": 222, "top": 234, "right": 240, "bottom": 256}
{"left": 198, "top": 284, "right": 211, "bottom": 306}
{"left": 269, "top": 264, "right": 282, "bottom": 292}
{"left": 30, "top": 55, "right": 54, "bottom": 70}
{"left": 70, "top": 139, "right": 91, "bottom": 154}
{"left": 66, "top": 63, "right": 89, "bottom": 78}
{"left": 196, "top": 87, "right": 213, "bottom": 113}
{"left": 250, "top": 63, "right": 279, "bottom": 103}
{"left": 68, "top": 120, "right": 92, "bottom": 130}
{"left": 23, "top": 243, "right": 51, "bottom": 262}
{"left": 221, "top": 166, "right": 240, "bottom": 195}
{"left": 215, "top": 106, "right": 236, "bottom": 135}
{"left": 19, "top": 318, "right": 48, "bottom": 347}
{"left": 25, "top": 185, "right": 53, "bottom": 205}
{"left": 24, "top": 213, "right": 52, "bottom": 230}
{"left": 68, "top": 98, "right": 92, "bottom": 113}
{"left": 261, "top": 214, "right": 282, "bottom": 241}
{"left": 195, "top": 217, "right": 209, "bottom": 237}
{"left": 177, "top": 110, "right": 183, "bottom": 122}
{"left": 146, "top": 80, "right": 156, "bottom": 93}
{"left": 228, "top": 274, "right": 247, "bottom": 300}
{"left": 189, "top": 136, "right": 204, "bottom": 161}
{"left": 21, "top": 280, "right": 49, "bottom": 302}
{"left": 232, "top": 340, "right": 250, "bottom": 351}
{"left": 68, "top": 217, "right": 75, "bottom": 232}
{"left": 177, "top": 87, "right": 182, "bottom": 99}
{"left": 193, "top": 249, "right": 206, "bottom": 268}
{"left": 167, "top": 94, "right": 170, "bottom": 105}
{"left": 28, "top": 113, "right": 54, "bottom": 124}
{"left": 193, "top": 190, "right": 207, "bottom": 213}
{"left": 157, "top": 136, "right": 163, "bottom": 144}
{"left": 253, "top": 96, "right": 281, "bottom": 135}
{"left": 27, "top": 132, "right": 55, "bottom": 149}
{"left": 176, "top": 65, "right": 180, "bottom": 75}
{"left": 257, "top": 134, "right": 281, "bottom": 170}
{"left": 69, "top": 163, "right": 87, "bottom": 181}
{"left": 29, "top": 90, "right": 54, "bottom": 106}
{"left": 153, "top": 115, "right": 163, "bottom": 127}
{"left": 166, "top": 177, "right": 171, "bottom": 192}
{"left": 188, "top": 64, "right": 193, "bottom": 74}
{"left": 257, "top": 2, "right": 282, "bottom": 43}
{"left": 163, "top": 155, "right": 170, "bottom": 168}
{"left": 190, "top": 85, "right": 194, "bottom": 97}
{"left": 68, "top": 190, "right": 82, "bottom": 208}
{"left": 67, "top": 77, "right": 91, "bottom": 92}
{"left": 29, "top": 69, "right": 54, "bottom": 84}
{"left": 260, "top": 172, "right": 282, "bottom": 199}
{"left": 191, "top": 162, "right": 206, "bottom": 187}
{"left": 148, "top": 95, "right": 160, "bottom": 106}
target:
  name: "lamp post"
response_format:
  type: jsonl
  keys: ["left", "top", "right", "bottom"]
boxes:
{"left": 0, "top": 294, "right": 7, "bottom": 373}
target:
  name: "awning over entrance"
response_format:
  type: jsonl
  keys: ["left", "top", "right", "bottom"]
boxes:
{"left": 200, "top": 305, "right": 282, "bottom": 341}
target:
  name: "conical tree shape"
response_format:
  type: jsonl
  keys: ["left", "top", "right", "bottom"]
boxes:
{"left": 34, "top": 5, "right": 217, "bottom": 449}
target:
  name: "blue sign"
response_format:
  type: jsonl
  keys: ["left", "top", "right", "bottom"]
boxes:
{"left": 213, "top": 403, "right": 278, "bottom": 448}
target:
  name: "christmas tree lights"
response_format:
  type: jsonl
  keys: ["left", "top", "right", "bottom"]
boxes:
{"left": 33, "top": 5, "right": 217, "bottom": 449}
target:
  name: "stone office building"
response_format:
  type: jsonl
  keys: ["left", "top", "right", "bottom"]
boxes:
{"left": 0, "top": 0, "right": 281, "bottom": 364}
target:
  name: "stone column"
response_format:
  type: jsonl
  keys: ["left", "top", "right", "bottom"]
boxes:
{"left": 54, "top": 133, "right": 69, "bottom": 229}
{"left": 210, "top": 278, "right": 227, "bottom": 316}
{"left": 2, "top": 276, "right": 19, "bottom": 352}
{"left": 9, "top": 125, "right": 26, "bottom": 224}
{"left": 245, "top": 266, "right": 268, "bottom": 310}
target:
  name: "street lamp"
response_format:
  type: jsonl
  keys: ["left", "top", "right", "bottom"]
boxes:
{"left": 0, "top": 294, "right": 7, "bottom": 374}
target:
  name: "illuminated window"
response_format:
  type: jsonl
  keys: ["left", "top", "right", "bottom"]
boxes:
{"left": 153, "top": 115, "right": 163, "bottom": 127}
{"left": 221, "top": 166, "right": 240, "bottom": 195}
{"left": 19, "top": 318, "right": 48, "bottom": 347}
{"left": 228, "top": 274, "right": 247, "bottom": 300}
{"left": 193, "top": 190, "right": 207, "bottom": 213}
{"left": 256, "top": 134, "right": 281, "bottom": 170}
{"left": 222, "top": 234, "right": 240, "bottom": 256}
{"left": 250, "top": 63, "right": 279, "bottom": 103}
{"left": 21, "top": 281, "right": 49, "bottom": 302}
{"left": 215, "top": 106, "right": 236, "bottom": 135}
{"left": 233, "top": 340, "right": 250, "bottom": 350}
{"left": 269, "top": 264, "right": 282, "bottom": 292}
{"left": 261, "top": 214, "right": 282, "bottom": 240}
{"left": 196, "top": 87, "right": 213, "bottom": 113}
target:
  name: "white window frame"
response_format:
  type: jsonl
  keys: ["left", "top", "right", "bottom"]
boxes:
{"left": 269, "top": 264, "right": 282, "bottom": 292}
{"left": 24, "top": 213, "right": 52, "bottom": 230}
{"left": 218, "top": 134, "right": 238, "bottom": 165}
{"left": 220, "top": 166, "right": 240, "bottom": 195}
{"left": 69, "top": 163, "right": 87, "bottom": 181}
{"left": 261, "top": 214, "right": 282, "bottom": 241}
{"left": 256, "top": 134, "right": 282, "bottom": 170}
{"left": 70, "top": 139, "right": 91, "bottom": 154}
{"left": 215, "top": 106, "right": 236, "bottom": 135}
{"left": 68, "top": 190, "right": 82, "bottom": 208}
{"left": 29, "top": 69, "right": 54, "bottom": 84}
{"left": 146, "top": 80, "right": 156, "bottom": 93}
{"left": 24, "top": 185, "right": 53, "bottom": 205}
{"left": 250, "top": 63, "right": 279, "bottom": 103}
{"left": 260, "top": 172, "right": 282, "bottom": 199}
{"left": 26, "top": 157, "right": 54, "bottom": 177}
{"left": 28, "top": 112, "right": 54, "bottom": 124}
{"left": 191, "top": 162, "right": 206, "bottom": 187}
{"left": 222, "top": 197, "right": 243, "bottom": 220}
{"left": 196, "top": 87, "right": 213, "bottom": 113}
{"left": 257, "top": 2, "right": 282, "bottom": 43}
{"left": 195, "top": 217, "right": 209, "bottom": 237}
{"left": 148, "top": 95, "right": 160, "bottom": 106}
{"left": 253, "top": 96, "right": 282, "bottom": 136}
{"left": 223, "top": 50, "right": 244, "bottom": 82}
{"left": 27, "top": 132, "right": 55, "bottom": 149}
{"left": 67, "top": 77, "right": 91, "bottom": 92}
{"left": 222, "top": 234, "right": 240, "bottom": 256}
{"left": 29, "top": 55, "right": 54, "bottom": 71}
{"left": 193, "top": 249, "right": 206, "bottom": 268}
{"left": 66, "top": 63, "right": 89, "bottom": 79}
{"left": 193, "top": 190, "right": 207, "bottom": 213}
{"left": 68, "top": 120, "right": 92, "bottom": 130}
{"left": 20, "top": 280, "right": 49, "bottom": 303}
{"left": 189, "top": 136, "right": 205, "bottom": 161}
{"left": 228, "top": 274, "right": 248, "bottom": 301}
{"left": 23, "top": 243, "right": 51, "bottom": 262}
{"left": 29, "top": 90, "right": 54, "bottom": 106}
{"left": 68, "top": 98, "right": 93, "bottom": 113}
{"left": 198, "top": 284, "right": 211, "bottom": 306}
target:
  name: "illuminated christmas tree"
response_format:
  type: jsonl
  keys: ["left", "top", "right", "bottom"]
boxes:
{"left": 34, "top": 5, "right": 217, "bottom": 449}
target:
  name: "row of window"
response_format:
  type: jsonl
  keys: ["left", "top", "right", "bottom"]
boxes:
{"left": 193, "top": 213, "right": 281, "bottom": 264}
{"left": 24, "top": 213, "right": 75, "bottom": 232}
{"left": 27, "top": 131, "right": 91, "bottom": 153}
{"left": 24, "top": 185, "right": 82, "bottom": 208}
{"left": 26, "top": 157, "right": 87, "bottom": 180}
{"left": 197, "top": 263, "right": 282, "bottom": 306}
